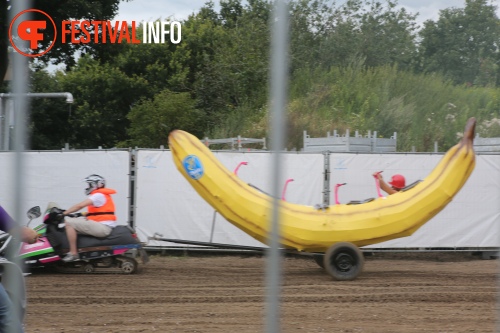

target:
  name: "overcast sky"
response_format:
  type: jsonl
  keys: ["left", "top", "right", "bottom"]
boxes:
{"left": 115, "top": 0, "right": 500, "bottom": 26}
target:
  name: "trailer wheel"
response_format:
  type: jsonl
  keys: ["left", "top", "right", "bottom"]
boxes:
{"left": 312, "top": 254, "right": 325, "bottom": 269}
{"left": 323, "top": 242, "right": 364, "bottom": 281}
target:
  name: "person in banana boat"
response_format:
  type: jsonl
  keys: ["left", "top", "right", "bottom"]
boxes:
{"left": 373, "top": 172, "right": 406, "bottom": 195}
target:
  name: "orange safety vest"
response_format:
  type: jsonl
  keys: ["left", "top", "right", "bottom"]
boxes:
{"left": 86, "top": 188, "right": 117, "bottom": 222}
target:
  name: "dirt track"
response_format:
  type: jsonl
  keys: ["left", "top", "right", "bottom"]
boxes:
{"left": 24, "top": 252, "right": 498, "bottom": 333}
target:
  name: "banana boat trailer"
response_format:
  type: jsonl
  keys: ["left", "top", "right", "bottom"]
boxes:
{"left": 166, "top": 118, "right": 477, "bottom": 281}
{"left": 149, "top": 233, "right": 340, "bottom": 277}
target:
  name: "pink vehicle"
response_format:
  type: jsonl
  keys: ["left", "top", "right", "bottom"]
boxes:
{"left": 15, "top": 203, "right": 148, "bottom": 274}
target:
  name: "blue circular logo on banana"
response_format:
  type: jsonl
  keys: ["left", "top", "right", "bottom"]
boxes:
{"left": 182, "top": 155, "right": 204, "bottom": 180}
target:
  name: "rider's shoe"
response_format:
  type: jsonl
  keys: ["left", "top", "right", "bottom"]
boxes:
{"left": 62, "top": 253, "right": 80, "bottom": 262}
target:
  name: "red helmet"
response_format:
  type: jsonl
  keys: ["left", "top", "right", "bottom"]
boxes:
{"left": 388, "top": 174, "right": 406, "bottom": 189}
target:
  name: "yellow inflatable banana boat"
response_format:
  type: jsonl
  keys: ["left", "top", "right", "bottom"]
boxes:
{"left": 169, "top": 118, "right": 476, "bottom": 280}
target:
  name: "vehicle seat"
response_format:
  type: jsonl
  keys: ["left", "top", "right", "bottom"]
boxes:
{"left": 314, "top": 203, "right": 329, "bottom": 210}
{"left": 401, "top": 180, "right": 422, "bottom": 192}
{"left": 248, "top": 183, "right": 281, "bottom": 199}
{"left": 248, "top": 183, "right": 270, "bottom": 195}
{"left": 346, "top": 198, "right": 375, "bottom": 205}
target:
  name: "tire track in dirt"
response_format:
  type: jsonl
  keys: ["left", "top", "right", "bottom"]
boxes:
{"left": 24, "top": 254, "right": 498, "bottom": 333}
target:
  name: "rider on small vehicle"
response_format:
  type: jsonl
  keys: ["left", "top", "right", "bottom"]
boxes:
{"left": 62, "top": 174, "right": 117, "bottom": 262}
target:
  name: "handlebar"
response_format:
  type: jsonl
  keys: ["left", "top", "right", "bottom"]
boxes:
{"left": 373, "top": 171, "right": 385, "bottom": 198}
{"left": 233, "top": 161, "right": 249, "bottom": 176}
{"left": 334, "top": 183, "right": 346, "bottom": 205}
{"left": 281, "top": 178, "right": 294, "bottom": 201}
{"left": 66, "top": 212, "right": 86, "bottom": 218}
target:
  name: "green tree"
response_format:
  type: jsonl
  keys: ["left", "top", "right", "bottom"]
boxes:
{"left": 0, "top": 0, "right": 8, "bottom": 82}
{"left": 110, "top": 22, "right": 183, "bottom": 97}
{"left": 56, "top": 57, "right": 149, "bottom": 148}
{"left": 418, "top": 0, "right": 500, "bottom": 85}
{"left": 220, "top": 0, "right": 244, "bottom": 27}
{"left": 189, "top": 0, "right": 270, "bottom": 130}
{"left": 126, "top": 89, "right": 205, "bottom": 148}
{"left": 288, "top": 0, "right": 335, "bottom": 71}
{"left": 290, "top": 0, "right": 418, "bottom": 72}
{"left": 358, "top": 0, "right": 418, "bottom": 69}
{"left": 28, "top": 67, "right": 74, "bottom": 149}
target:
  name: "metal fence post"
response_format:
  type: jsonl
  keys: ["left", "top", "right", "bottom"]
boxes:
{"left": 323, "top": 151, "right": 331, "bottom": 206}
{"left": 0, "top": 97, "right": 3, "bottom": 150}
{"left": 266, "top": 0, "right": 289, "bottom": 332}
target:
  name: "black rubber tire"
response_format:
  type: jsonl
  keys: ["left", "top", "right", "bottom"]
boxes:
{"left": 312, "top": 254, "right": 325, "bottom": 269}
{"left": 323, "top": 242, "right": 364, "bottom": 281}
{"left": 82, "top": 263, "right": 95, "bottom": 274}
{"left": 118, "top": 256, "right": 138, "bottom": 274}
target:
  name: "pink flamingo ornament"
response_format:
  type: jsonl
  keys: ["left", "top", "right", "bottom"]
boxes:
{"left": 233, "top": 161, "right": 248, "bottom": 176}
{"left": 334, "top": 183, "right": 347, "bottom": 204}
{"left": 281, "top": 178, "right": 294, "bottom": 201}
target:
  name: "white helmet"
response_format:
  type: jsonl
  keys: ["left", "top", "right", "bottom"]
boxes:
{"left": 84, "top": 174, "right": 106, "bottom": 195}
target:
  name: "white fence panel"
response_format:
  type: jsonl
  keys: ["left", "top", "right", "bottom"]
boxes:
{"left": 0, "top": 150, "right": 131, "bottom": 228}
{"left": 134, "top": 150, "right": 325, "bottom": 247}
{"left": 135, "top": 150, "right": 500, "bottom": 250}
{"left": 328, "top": 153, "right": 500, "bottom": 248}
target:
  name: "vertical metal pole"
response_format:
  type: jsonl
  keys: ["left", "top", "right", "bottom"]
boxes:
{"left": 265, "top": 1, "right": 288, "bottom": 332}
{"left": 0, "top": 97, "right": 3, "bottom": 150}
{"left": 209, "top": 210, "right": 217, "bottom": 243}
{"left": 345, "top": 129, "right": 350, "bottom": 151}
{"left": 3, "top": 99, "right": 10, "bottom": 150}
{"left": 6, "top": 2, "right": 32, "bottom": 332}
{"left": 497, "top": 227, "right": 500, "bottom": 332}
{"left": 129, "top": 150, "right": 136, "bottom": 229}
{"left": 322, "top": 151, "right": 330, "bottom": 206}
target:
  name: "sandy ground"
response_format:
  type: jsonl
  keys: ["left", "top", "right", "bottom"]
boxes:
{"left": 23, "top": 251, "right": 498, "bottom": 333}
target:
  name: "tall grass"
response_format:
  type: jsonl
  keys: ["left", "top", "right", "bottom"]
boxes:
{"left": 211, "top": 63, "right": 500, "bottom": 152}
